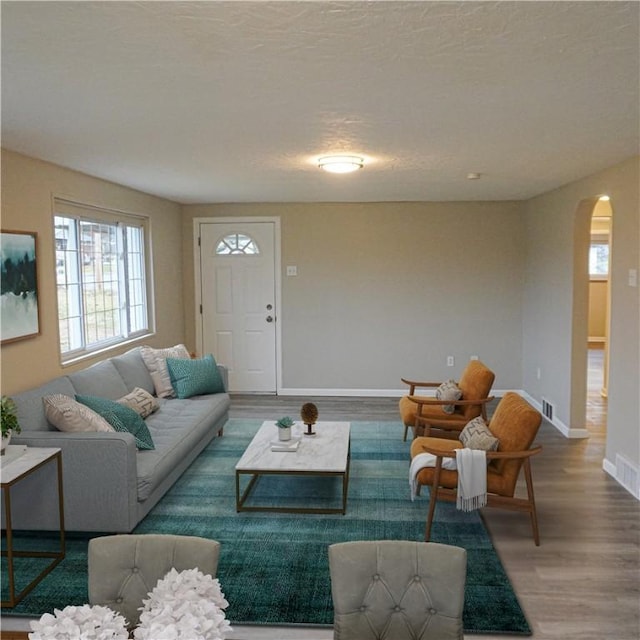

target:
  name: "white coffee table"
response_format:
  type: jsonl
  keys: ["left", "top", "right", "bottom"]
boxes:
{"left": 235, "top": 421, "right": 351, "bottom": 514}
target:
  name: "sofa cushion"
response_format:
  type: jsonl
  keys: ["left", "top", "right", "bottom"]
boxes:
{"left": 12, "top": 377, "right": 78, "bottom": 432}
{"left": 76, "top": 394, "right": 155, "bottom": 450}
{"left": 140, "top": 344, "right": 190, "bottom": 398}
{"left": 68, "top": 360, "right": 129, "bottom": 400}
{"left": 435, "top": 380, "right": 462, "bottom": 414}
{"left": 137, "top": 394, "right": 229, "bottom": 501}
{"left": 111, "top": 348, "right": 155, "bottom": 395}
{"left": 166, "top": 354, "right": 225, "bottom": 399}
{"left": 117, "top": 387, "right": 159, "bottom": 418}
{"left": 43, "top": 394, "right": 115, "bottom": 433}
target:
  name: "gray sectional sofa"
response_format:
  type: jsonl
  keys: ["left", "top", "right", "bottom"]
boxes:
{"left": 7, "top": 347, "right": 230, "bottom": 532}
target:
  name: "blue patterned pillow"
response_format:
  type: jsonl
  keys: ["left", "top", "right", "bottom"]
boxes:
{"left": 75, "top": 394, "right": 155, "bottom": 450}
{"left": 166, "top": 354, "right": 225, "bottom": 399}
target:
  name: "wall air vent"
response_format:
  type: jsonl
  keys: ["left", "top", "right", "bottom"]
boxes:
{"left": 615, "top": 454, "right": 639, "bottom": 497}
{"left": 541, "top": 398, "right": 554, "bottom": 422}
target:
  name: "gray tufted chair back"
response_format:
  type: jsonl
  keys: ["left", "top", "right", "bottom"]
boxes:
{"left": 88, "top": 534, "right": 221, "bottom": 629}
{"left": 328, "top": 540, "right": 466, "bottom": 640}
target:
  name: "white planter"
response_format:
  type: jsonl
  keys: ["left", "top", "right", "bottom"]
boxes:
{"left": 1, "top": 431, "right": 12, "bottom": 455}
{"left": 278, "top": 427, "right": 292, "bottom": 441}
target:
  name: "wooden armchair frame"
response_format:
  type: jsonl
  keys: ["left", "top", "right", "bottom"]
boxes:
{"left": 400, "top": 377, "right": 494, "bottom": 441}
{"left": 399, "top": 360, "right": 495, "bottom": 441}
{"left": 419, "top": 443, "right": 543, "bottom": 546}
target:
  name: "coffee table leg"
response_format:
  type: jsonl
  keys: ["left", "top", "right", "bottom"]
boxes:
{"left": 236, "top": 472, "right": 260, "bottom": 512}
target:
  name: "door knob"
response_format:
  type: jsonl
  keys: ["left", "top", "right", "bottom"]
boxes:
{"left": 266, "top": 316, "right": 274, "bottom": 323}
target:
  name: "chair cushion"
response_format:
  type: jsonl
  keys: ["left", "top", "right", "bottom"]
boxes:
{"left": 457, "top": 360, "right": 495, "bottom": 419}
{"left": 459, "top": 416, "right": 499, "bottom": 451}
{"left": 411, "top": 437, "right": 461, "bottom": 488}
{"left": 435, "top": 380, "right": 462, "bottom": 414}
{"left": 488, "top": 392, "right": 541, "bottom": 486}
{"left": 329, "top": 540, "right": 466, "bottom": 640}
{"left": 88, "top": 534, "right": 220, "bottom": 629}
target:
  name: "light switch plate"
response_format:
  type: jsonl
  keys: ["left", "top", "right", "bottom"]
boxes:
{"left": 629, "top": 269, "right": 637, "bottom": 287}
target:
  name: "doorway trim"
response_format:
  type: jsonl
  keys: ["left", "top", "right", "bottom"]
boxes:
{"left": 570, "top": 196, "right": 611, "bottom": 438}
{"left": 193, "top": 216, "right": 282, "bottom": 394}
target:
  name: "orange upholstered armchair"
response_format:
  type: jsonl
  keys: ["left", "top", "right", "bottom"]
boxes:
{"left": 410, "top": 392, "right": 543, "bottom": 545}
{"left": 399, "top": 360, "right": 495, "bottom": 440}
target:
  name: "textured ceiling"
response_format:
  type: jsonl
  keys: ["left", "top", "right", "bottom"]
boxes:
{"left": 2, "top": 1, "right": 639, "bottom": 204}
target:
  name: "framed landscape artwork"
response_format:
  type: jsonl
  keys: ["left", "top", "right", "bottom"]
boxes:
{"left": 1, "top": 230, "right": 40, "bottom": 344}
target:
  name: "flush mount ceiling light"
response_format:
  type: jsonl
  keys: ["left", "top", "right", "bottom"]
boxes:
{"left": 318, "top": 155, "right": 364, "bottom": 174}
{"left": 599, "top": 195, "right": 610, "bottom": 201}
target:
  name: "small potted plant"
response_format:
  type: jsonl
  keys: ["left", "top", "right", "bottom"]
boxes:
{"left": 275, "top": 416, "right": 294, "bottom": 441}
{"left": 1, "top": 395, "right": 20, "bottom": 455}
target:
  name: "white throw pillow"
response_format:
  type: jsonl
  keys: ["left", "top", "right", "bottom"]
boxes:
{"left": 43, "top": 394, "right": 115, "bottom": 433}
{"left": 140, "top": 344, "right": 191, "bottom": 398}
{"left": 117, "top": 387, "right": 159, "bottom": 418}
{"left": 435, "top": 379, "right": 462, "bottom": 414}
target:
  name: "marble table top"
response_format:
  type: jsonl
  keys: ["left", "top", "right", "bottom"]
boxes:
{"left": 235, "top": 421, "right": 350, "bottom": 473}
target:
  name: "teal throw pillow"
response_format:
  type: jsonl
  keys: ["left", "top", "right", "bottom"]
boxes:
{"left": 75, "top": 394, "right": 155, "bottom": 450}
{"left": 166, "top": 354, "right": 225, "bottom": 399}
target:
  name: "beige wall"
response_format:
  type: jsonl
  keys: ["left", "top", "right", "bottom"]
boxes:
{"left": 0, "top": 149, "right": 185, "bottom": 395}
{"left": 588, "top": 280, "right": 607, "bottom": 339}
{"left": 182, "top": 201, "right": 525, "bottom": 391}
{"left": 523, "top": 156, "right": 639, "bottom": 473}
{"left": 3, "top": 148, "right": 638, "bottom": 493}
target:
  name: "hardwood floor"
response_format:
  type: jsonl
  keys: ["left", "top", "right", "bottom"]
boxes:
{"left": 225, "top": 383, "right": 639, "bottom": 639}
{"left": 2, "top": 368, "right": 638, "bottom": 639}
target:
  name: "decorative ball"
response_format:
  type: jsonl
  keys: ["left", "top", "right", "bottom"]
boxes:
{"left": 300, "top": 402, "right": 318, "bottom": 425}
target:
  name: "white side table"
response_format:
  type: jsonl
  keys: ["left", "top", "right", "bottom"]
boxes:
{"left": 1, "top": 447, "right": 65, "bottom": 607}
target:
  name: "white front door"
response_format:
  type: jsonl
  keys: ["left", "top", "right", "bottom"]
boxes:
{"left": 199, "top": 221, "right": 277, "bottom": 393}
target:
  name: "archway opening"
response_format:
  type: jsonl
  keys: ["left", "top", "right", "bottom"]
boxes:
{"left": 586, "top": 197, "right": 611, "bottom": 434}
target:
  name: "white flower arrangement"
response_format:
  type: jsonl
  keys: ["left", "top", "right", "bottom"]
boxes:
{"left": 28, "top": 604, "right": 128, "bottom": 640}
{"left": 133, "top": 568, "right": 232, "bottom": 640}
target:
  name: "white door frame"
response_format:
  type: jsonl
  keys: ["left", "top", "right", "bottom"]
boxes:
{"left": 193, "top": 216, "right": 282, "bottom": 393}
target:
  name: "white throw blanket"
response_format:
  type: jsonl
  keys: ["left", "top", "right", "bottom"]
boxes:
{"left": 409, "top": 452, "right": 457, "bottom": 501}
{"left": 455, "top": 448, "right": 487, "bottom": 511}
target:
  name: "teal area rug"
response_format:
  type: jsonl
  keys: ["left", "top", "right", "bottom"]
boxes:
{"left": 2, "top": 419, "right": 530, "bottom": 635}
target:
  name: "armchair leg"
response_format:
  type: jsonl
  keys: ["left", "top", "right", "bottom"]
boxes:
{"left": 425, "top": 460, "right": 442, "bottom": 542}
{"left": 403, "top": 424, "right": 409, "bottom": 441}
{"left": 524, "top": 458, "right": 540, "bottom": 546}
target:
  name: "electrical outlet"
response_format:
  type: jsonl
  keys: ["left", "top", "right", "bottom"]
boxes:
{"left": 536, "top": 367, "right": 541, "bottom": 380}
{"left": 470, "top": 355, "right": 479, "bottom": 361}
{"left": 447, "top": 356, "right": 454, "bottom": 367}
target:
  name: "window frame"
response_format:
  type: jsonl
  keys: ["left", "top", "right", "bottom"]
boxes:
{"left": 589, "top": 231, "right": 610, "bottom": 281}
{"left": 53, "top": 198, "right": 154, "bottom": 364}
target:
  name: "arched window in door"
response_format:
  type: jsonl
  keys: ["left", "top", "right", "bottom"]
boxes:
{"left": 215, "top": 233, "right": 259, "bottom": 255}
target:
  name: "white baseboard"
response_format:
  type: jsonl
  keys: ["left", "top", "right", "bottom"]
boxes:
{"left": 278, "top": 387, "right": 592, "bottom": 438}
{"left": 278, "top": 388, "right": 406, "bottom": 397}
{"left": 277, "top": 388, "right": 512, "bottom": 398}
{"left": 518, "top": 391, "right": 589, "bottom": 439}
